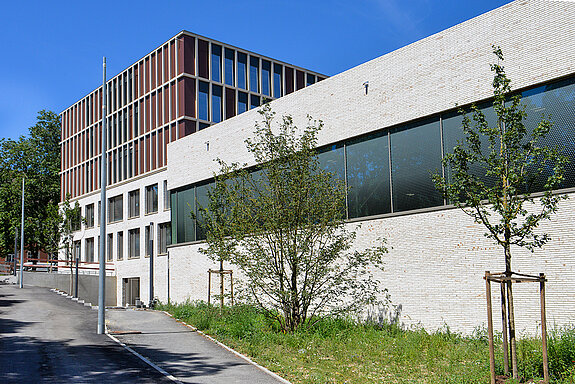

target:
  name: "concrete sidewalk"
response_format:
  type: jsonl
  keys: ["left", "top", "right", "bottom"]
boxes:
{"left": 106, "top": 308, "right": 288, "bottom": 384}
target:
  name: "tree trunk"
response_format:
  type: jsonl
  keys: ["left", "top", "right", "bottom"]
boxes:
{"left": 219, "top": 259, "right": 224, "bottom": 309}
{"left": 504, "top": 242, "right": 518, "bottom": 379}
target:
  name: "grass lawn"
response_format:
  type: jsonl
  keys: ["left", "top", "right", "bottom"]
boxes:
{"left": 158, "top": 302, "right": 575, "bottom": 384}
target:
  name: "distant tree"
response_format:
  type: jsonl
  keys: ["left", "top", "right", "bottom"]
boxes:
{"left": 199, "top": 105, "right": 388, "bottom": 332}
{"left": 433, "top": 47, "right": 567, "bottom": 379}
{"left": 0, "top": 110, "right": 61, "bottom": 259}
{"left": 59, "top": 194, "right": 82, "bottom": 293}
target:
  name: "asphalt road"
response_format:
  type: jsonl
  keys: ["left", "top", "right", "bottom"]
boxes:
{"left": 0, "top": 283, "right": 171, "bottom": 383}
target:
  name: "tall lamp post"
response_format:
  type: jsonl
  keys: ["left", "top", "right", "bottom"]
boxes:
{"left": 97, "top": 57, "right": 108, "bottom": 334}
{"left": 19, "top": 177, "right": 25, "bottom": 288}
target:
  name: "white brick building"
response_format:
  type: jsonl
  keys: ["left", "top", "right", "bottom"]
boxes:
{"left": 64, "top": 0, "right": 575, "bottom": 334}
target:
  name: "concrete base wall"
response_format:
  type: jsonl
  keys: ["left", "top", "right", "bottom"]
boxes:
{"left": 21, "top": 271, "right": 117, "bottom": 307}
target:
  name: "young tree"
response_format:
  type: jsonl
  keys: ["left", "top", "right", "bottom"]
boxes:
{"left": 199, "top": 105, "right": 388, "bottom": 332}
{"left": 433, "top": 47, "right": 567, "bottom": 379}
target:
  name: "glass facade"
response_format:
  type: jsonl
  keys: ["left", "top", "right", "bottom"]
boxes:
{"left": 212, "top": 85, "right": 222, "bottom": 123}
{"left": 224, "top": 48, "right": 234, "bottom": 87}
{"left": 170, "top": 76, "right": 575, "bottom": 245}
{"left": 237, "top": 52, "right": 247, "bottom": 90}
{"left": 249, "top": 56, "right": 259, "bottom": 93}
{"left": 211, "top": 44, "right": 222, "bottom": 83}
{"left": 198, "top": 81, "right": 209, "bottom": 121}
{"left": 60, "top": 33, "right": 324, "bottom": 201}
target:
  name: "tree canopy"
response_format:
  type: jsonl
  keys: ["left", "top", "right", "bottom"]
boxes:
{"left": 0, "top": 110, "right": 61, "bottom": 257}
{"left": 199, "top": 105, "right": 388, "bottom": 332}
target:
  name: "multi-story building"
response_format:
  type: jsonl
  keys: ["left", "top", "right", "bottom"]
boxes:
{"left": 60, "top": 31, "right": 326, "bottom": 304}
{"left": 62, "top": 0, "right": 575, "bottom": 334}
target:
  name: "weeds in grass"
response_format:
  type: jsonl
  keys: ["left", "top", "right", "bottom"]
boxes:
{"left": 158, "top": 301, "right": 575, "bottom": 383}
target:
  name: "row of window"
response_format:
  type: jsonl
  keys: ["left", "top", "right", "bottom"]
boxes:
{"left": 208, "top": 43, "right": 321, "bottom": 97}
{"left": 72, "top": 222, "right": 171, "bottom": 263}
{"left": 170, "top": 75, "right": 575, "bottom": 244}
{"left": 82, "top": 182, "right": 169, "bottom": 230}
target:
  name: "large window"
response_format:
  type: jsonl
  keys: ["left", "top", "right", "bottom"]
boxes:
{"left": 108, "top": 195, "right": 123, "bottom": 223}
{"left": 224, "top": 48, "right": 234, "bottom": 86}
{"left": 346, "top": 133, "right": 391, "bottom": 218}
{"left": 107, "top": 233, "right": 113, "bottom": 262}
{"left": 212, "top": 85, "right": 222, "bottom": 123}
{"left": 211, "top": 44, "right": 222, "bottom": 83}
{"left": 390, "top": 118, "right": 443, "bottom": 212}
{"left": 238, "top": 92, "right": 248, "bottom": 114}
{"left": 128, "top": 228, "right": 140, "bottom": 259}
{"left": 198, "top": 81, "right": 209, "bottom": 121}
{"left": 261, "top": 60, "right": 271, "bottom": 96}
{"left": 169, "top": 76, "right": 575, "bottom": 245}
{"left": 145, "top": 184, "right": 158, "bottom": 214}
{"left": 128, "top": 189, "right": 140, "bottom": 218}
{"left": 237, "top": 52, "right": 247, "bottom": 90}
{"left": 273, "top": 64, "right": 282, "bottom": 98}
{"left": 85, "top": 238, "right": 94, "bottom": 262}
{"left": 117, "top": 231, "right": 124, "bottom": 260}
{"left": 163, "top": 180, "right": 170, "bottom": 210}
{"left": 85, "top": 203, "right": 94, "bottom": 228}
{"left": 145, "top": 225, "right": 152, "bottom": 257}
{"left": 171, "top": 186, "right": 195, "bottom": 243}
{"left": 158, "top": 222, "right": 171, "bottom": 255}
{"left": 249, "top": 56, "right": 259, "bottom": 93}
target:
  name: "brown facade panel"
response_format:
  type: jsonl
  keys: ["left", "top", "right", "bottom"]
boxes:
{"left": 139, "top": 62, "right": 144, "bottom": 97}
{"left": 151, "top": 93, "right": 157, "bottom": 130}
{"left": 134, "top": 140, "right": 140, "bottom": 177}
{"left": 151, "top": 54, "right": 157, "bottom": 91}
{"left": 183, "top": 35, "right": 195, "bottom": 76}
{"left": 198, "top": 39, "right": 209, "bottom": 79}
{"left": 163, "top": 44, "right": 169, "bottom": 83}
{"left": 80, "top": 164, "right": 84, "bottom": 196}
{"left": 184, "top": 77, "right": 196, "bottom": 118}
{"left": 139, "top": 100, "right": 145, "bottom": 134}
{"left": 163, "top": 126, "right": 169, "bottom": 165}
{"left": 157, "top": 49, "right": 163, "bottom": 86}
{"left": 145, "top": 135, "right": 150, "bottom": 172}
{"left": 170, "top": 123, "right": 176, "bottom": 142}
{"left": 285, "top": 67, "right": 294, "bottom": 94}
{"left": 296, "top": 70, "right": 305, "bottom": 90}
{"left": 145, "top": 57, "right": 150, "bottom": 94}
{"left": 157, "top": 89, "right": 163, "bottom": 126}
{"left": 158, "top": 130, "right": 164, "bottom": 168}
{"left": 164, "top": 85, "right": 169, "bottom": 124}
{"left": 225, "top": 87, "right": 236, "bottom": 119}
{"left": 170, "top": 40, "right": 176, "bottom": 78}
{"left": 128, "top": 106, "right": 133, "bottom": 140}
{"left": 170, "top": 81, "right": 176, "bottom": 119}
{"left": 151, "top": 132, "right": 157, "bottom": 170}
{"left": 145, "top": 96, "right": 151, "bottom": 133}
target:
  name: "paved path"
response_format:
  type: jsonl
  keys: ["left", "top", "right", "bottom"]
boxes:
{"left": 106, "top": 308, "right": 286, "bottom": 383}
{"left": 0, "top": 284, "right": 170, "bottom": 383}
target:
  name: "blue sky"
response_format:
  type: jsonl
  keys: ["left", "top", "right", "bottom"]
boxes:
{"left": 0, "top": 0, "right": 512, "bottom": 141}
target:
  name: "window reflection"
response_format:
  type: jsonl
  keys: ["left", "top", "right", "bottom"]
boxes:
{"left": 198, "top": 81, "right": 209, "bottom": 121}
{"left": 211, "top": 44, "right": 222, "bottom": 83}
{"left": 391, "top": 119, "right": 443, "bottom": 212}
{"left": 237, "top": 52, "right": 247, "bottom": 90}
{"left": 250, "top": 56, "right": 259, "bottom": 93}
{"left": 346, "top": 133, "right": 391, "bottom": 217}
{"left": 224, "top": 48, "right": 234, "bottom": 86}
